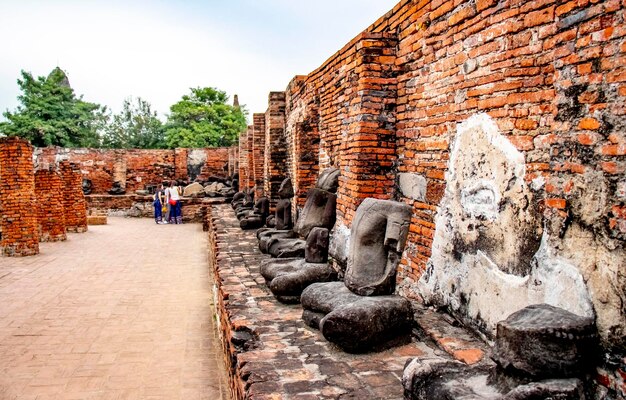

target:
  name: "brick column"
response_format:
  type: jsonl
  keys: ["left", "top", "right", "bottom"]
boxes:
{"left": 174, "top": 148, "right": 189, "bottom": 182}
{"left": 228, "top": 147, "right": 239, "bottom": 177}
{"left": 59, "top": 161, "right": 88, "bottom": 233}
{"left": 238, "top": 127, "right": 251, "bottom": 189}
{"left": 252, "top": 113, "right": 266, "bottom": 199}
{"left": 35, "top": 169, "right": 67, "bottom": 242}
{"left": 337, "top": 32, "right": 399, "bottom": 225}
{"left": 112, "top": 150, "right": 127, "bottom": 189}
{"left": 0, "top": 137, "right": 39, "bottom": 256}
{"left": 264, "top": 92, "right": 287, "bottom": 207}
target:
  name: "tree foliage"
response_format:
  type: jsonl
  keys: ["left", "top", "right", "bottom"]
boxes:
{"left": 164, "top": 87, "right": 246, "bottom": 148}
{"left": 102, "top": 97, "right": 165, "bottom": 149}
{"left": 0, "top": 68, "right": 106, "bottom": 147}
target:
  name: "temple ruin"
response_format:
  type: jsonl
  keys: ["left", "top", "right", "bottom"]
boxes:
{"left": 0, "top": 0, "right": 624, "bottom": 398}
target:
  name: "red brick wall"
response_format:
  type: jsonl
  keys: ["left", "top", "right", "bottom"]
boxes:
{"left": 35, "top": 169, "right": 67, "bottom": 242}
{"left": 275, "top": 0, "right": 626, "bottom": 282}
{"left": 59, "top": 161, "right": 88, "bottom": 233}
{"left": 0, "top": 137, "right": 39, "bottom": 256}
{"left": 238, "top": 127, "right": 252, "bottom": 189}
{"left": 264, "top": 92, "right": 288, "bottom": 207}
{"left": 252, "top": 113, "right": 266, "bottom": 199}
{"left": 33, "top": 147, "right": 232, "bottom": 194}
{"left": 285, "top": 76, "right": 320, "bottom": 210}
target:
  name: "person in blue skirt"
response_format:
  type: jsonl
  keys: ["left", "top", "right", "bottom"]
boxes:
{"left": 153, "top": 184, "right": 165, "bottom": 224}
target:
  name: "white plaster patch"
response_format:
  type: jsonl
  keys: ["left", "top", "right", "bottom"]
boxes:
{"left": 398, "top": 173, "right": 427, "bottom": 201}
{"left": 419, "top": 113, "right": 593, "bottom": 335}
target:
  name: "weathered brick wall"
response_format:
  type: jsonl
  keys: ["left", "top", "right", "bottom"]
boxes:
{"left": 238, "top": 127, "right": 252, "bottom": 189}
{"left": 264, "top": 92, "right": 288, "bottom": 207}
{"left": 285, "top": 76, "right": 320, "bottom": 210}
{"left": 0, "top": 137, "right": 39, "bottom": 256}
{"left": 254, "top": 0, "right": 625, "bottom": 393}
{"left": 34, "top": 169, "right": 67, "bottom": 242}
{"left": 228, "top": 147, "right": 239, "bottom": 177}
{"left": 59, "top": 161, "right": 88, "bottom": 233}
{"left": 196, "top": 148, "right": 230, "bottom": 181}
{"left": 252, "top": 113, "right": 266, "bottom": 199}
{"left": 33, "top": 147, "right": 232, "bottom": 194}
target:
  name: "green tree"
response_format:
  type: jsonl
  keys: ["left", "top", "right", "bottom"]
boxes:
{"left": 164, "top": 87, "right": 247, "bottom": 148}
{"left": 0, "top": 68, "right": 106, "bottom": 147}
{"left": 103, "top": 97, "right": 165, "bottom": 149}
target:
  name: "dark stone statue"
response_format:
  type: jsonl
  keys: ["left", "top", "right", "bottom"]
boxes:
{"left": 232, "top": 188, "right": 254, "bottom": 214}
{"left": 256, "top": 177, "right": 295, "bottom": 247}
{"left": 239, "top": 197, "right": 270, "bottom": 230}
{"left": 300, "top": 198, "right": 414, "bottom": 353}
{"left": 260, "top": 227, "right": 337, "bottom": 303}
{"left": 265, "top": 187, "right": 337, "bottom": 258}
{"left": 82, "top": 178, "right": 93, "bottom": 195}
{"left": 402, "top": 304, "right": 598, "bottom": 399}
{"left": 259, "top": 168, "right": 340, "bottom": 258}
{"left": 108, "top": 181, "right": 126, "bottom": 195}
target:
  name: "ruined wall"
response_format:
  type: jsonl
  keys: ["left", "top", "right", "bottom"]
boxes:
{"left": 264, "top": 92, "right": 288, "bottom": 207}
{"left": 243, "top": 0, "right": 625, "bottom": 385}
{"left": 59, "top": 161, "right": 88, "bottom": 233}
{"left": 33, "top": 147, "right": 231, "bottom": 194}
{"left": 238, "top": 128, "right": 251, "bottom": 189}
{"left": 34, "top": 169, "right": 67, "bottom": 242}
{"left": 284, "top": 76, "right": 319, "bottom": 210}
{"left": 0, "top": 137, "right": 39, "bottom": 256}
{"left": 252, "top": 113, "right": 266, "bottom": 199}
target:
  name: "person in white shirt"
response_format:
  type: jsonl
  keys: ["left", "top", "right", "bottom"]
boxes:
{"left": 166, "top": 180, "right": 182, "bottom": 224}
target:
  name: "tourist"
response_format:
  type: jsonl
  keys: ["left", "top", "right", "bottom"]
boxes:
{"left": 153, "top": 184, "right": 165, "bottom": 224}
{"left": 166, "top": 180, "right": 182, "bottom": 224}
{"left": 164, "top": 181, "right": 172, "bottom": 223}
{"left": 176, "top": 180, "right": 184, "bottom": 224}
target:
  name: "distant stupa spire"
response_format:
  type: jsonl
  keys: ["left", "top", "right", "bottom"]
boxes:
{"left": 47, "top": 66, "right": 71, "bottom": 88}
{"left": 233, "top": 94, "right": 240, "bottom": 109}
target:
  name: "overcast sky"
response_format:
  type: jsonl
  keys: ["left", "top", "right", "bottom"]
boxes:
{"left": 0, "top": 0, "right": 398, "bottom": 121}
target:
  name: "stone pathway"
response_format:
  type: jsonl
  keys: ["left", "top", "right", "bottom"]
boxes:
{"left": 208, "top": 204, "right": 454, "bottom": 400}
{"left": 0, "top": 218, "right": 229, "bottom": 400}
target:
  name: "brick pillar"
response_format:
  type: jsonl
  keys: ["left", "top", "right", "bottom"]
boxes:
{"left": 337, "top": 32, "right": 399, "bottom": 225}
{"left": 59, "top": 161, "right": 88, "bottom": 233}
{"left": 247, "top": 125, "right": 255, "bottom": 190}
{"left": 174, "top": 148, "right": 189, "bottom": 182}
{"left": 112, "top": 150, "right": 127, "bottom": 189}
{"left": 252, "top": 113, "right": 266, "bottom": 199}
{"left": 238, "top": 127, "right": 251, "bottom": 189}
{"left": 35, "top": 169, "right": 67, "bottom": 242}
{"left": 0, "top": 137, "right": 39, "bottom": 256}
{"left": 264, "top": 92, "right": 287, "bottom": 208}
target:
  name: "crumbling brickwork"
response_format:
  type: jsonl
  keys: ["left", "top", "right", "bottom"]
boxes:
{"left": 0, "top": 137, "right": 39, "bottom": 256}
{"left": 59, "top": 161, "right": 88, "bottom": 233}
{"left": 33, "top": 147, "right": 231, "bottom": 194}
{"left": 228, "top": 147, "right": 239, "bottom": 177}
{"left": 252, "top": 113, "right": 266, "bottom": 199}
{"left": 239, "top": 0, "right": 625, "bottom": 394}
{"left": 285, "top": 76, "right": 320, "bottom": 210}
{"left": 264, "top": 92, "right": 288, "bottom": 207}
{"left": 34, "top": 169, "right": 67, "bottom": 242}
{"left": 238, "top": 127, "right": 251, "bottom": 190}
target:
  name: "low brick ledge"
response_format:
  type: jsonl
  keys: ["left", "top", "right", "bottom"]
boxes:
{"left": 206, "top": 203, "right": 494, "bottom": 400}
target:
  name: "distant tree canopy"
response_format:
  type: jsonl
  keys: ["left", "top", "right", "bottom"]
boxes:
{"left": 0, "top": 68, "right": 106, "bottom": 147}
{"left": 164, "top": 87, "right": 247, "bottom": 148}
{"left": 0, "top": 69, "right": 246, "bottom": 149}
{"left": 102, "top": 97, "right": 165, "bottom": 149}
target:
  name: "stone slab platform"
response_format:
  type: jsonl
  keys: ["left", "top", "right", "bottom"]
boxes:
{"left": 207, "top": 204, "right": 493, "bottom": 399}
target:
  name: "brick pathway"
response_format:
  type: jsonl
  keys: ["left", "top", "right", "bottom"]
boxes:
{"left": 0, "top": 218, "right": 229, "bottom": 400}
{"left": 208, "top": 205, "right": 448, "bottom": 400}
